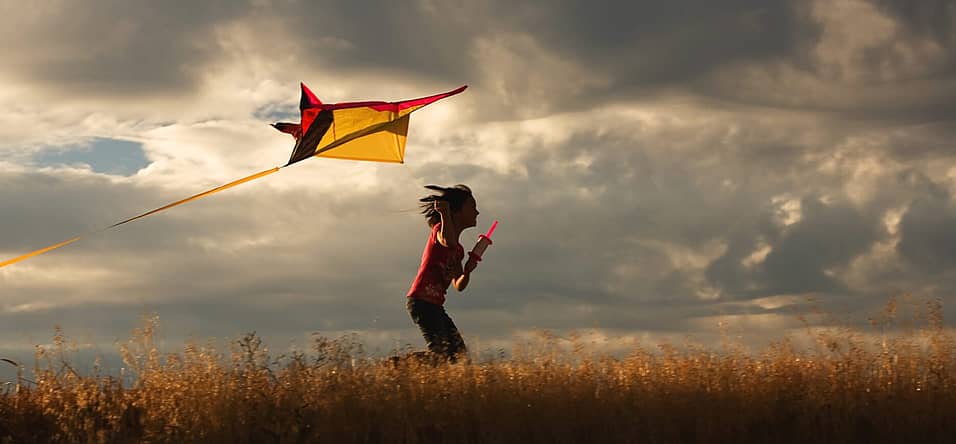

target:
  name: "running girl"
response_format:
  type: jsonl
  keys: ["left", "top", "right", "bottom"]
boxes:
{"left": 406, "top": 184, "right": 480, "bottom": 363}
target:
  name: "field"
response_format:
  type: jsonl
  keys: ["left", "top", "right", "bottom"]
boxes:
{"left": 1, "top": 298, "right": 954, "bottom": 443}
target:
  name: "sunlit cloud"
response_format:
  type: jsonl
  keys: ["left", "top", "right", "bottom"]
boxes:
{"left": 0, "top": 0, "right": 954, "bottom": 366}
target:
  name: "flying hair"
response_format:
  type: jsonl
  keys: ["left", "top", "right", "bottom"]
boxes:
{"left": 419, "top": 184, "right": 473, "bottom": 227}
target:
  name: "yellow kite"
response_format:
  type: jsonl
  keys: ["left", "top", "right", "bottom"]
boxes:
{"left": 0, "top": 83, "right": 467, "bottom": 268}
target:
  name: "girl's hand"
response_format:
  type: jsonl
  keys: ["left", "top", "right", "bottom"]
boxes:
{"left": 434, "top": 200, "right": 450, "bottom": 215}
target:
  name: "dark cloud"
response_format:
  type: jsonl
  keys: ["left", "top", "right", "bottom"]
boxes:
{"left": 494, "top": 1, "right": 807, "bottom": 96}
{"left": 3, "top": 0, "right": 954, "bottom": 124}
{"left": 759, "top": 197, "right": 882, "bottom": 294}
{"left": 262, "top": 0, "right": 479, "bottom": 82}
{"left": 0, "top": 0, "right": 241, "bottom": 96}
{"left": 3, "top": 0, "right": 956, "bottom": 360}
{"left": 897, "top": 192, "right": 956, "bottom": 273}
{"left": 867, "top": 0, "right": 956, "bottom": 44}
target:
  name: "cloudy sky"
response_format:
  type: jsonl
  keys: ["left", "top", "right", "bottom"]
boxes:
{"left": 2, "top": 0, "right": 955, "bottom": 368}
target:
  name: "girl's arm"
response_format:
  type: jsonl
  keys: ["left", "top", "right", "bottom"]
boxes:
{"left": 453, "top": 271, "right": 470, "bottom": 291}
{"left": 453, "top": 257, "right": 477, "bottom": 291}
{"left": 435, "top": 200, "right": 459, "bottom": 248}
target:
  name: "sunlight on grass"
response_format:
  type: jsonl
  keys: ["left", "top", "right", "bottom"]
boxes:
{"left": 1, "top": 297, "right": 954, "bottom": 443}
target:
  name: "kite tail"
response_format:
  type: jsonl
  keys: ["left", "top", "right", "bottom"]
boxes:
{"left": 0, "top": 167, "right": 281, "bottom": 269}
{"left": 108, "top": 167, "right": 280, "bottom": 229}
{"left": 0, "top": 237, "right": 82, "bottom": 268}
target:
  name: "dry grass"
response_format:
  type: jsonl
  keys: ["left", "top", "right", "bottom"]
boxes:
{"left": 1, "top": 297, "right": 955, "bottom": 443}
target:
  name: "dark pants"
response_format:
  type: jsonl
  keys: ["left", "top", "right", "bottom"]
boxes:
{"left": 407, "top": 298, "right": 467, "bottom": 362}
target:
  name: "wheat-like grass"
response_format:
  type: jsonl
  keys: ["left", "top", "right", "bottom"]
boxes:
{"left": 0, "top": 297, "right": 954, "bottom": 443}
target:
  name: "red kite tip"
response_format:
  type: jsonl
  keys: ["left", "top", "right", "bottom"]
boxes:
{"left": 299, "top": 82, "right": 322, "bottom": 109}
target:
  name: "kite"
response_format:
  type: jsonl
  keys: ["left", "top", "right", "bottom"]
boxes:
{"left": 0, "top": 83, "right": 467, "bottom": 268}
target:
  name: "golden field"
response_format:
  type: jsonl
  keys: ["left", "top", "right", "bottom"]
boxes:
{"left": 1, "top": 297, "right": 954, "bottom": 443}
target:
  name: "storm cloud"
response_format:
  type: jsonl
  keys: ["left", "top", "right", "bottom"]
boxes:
{"left": 1, "top": 0, "right": 955, "bottom": 368}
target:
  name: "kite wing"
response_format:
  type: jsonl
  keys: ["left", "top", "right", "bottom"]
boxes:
{"left": 274, "top": 83, "right": 467, "bottom": 165}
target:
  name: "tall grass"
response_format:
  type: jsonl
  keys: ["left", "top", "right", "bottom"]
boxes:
{"left": 1, "top": 297, "right": 954, "bottom": 443}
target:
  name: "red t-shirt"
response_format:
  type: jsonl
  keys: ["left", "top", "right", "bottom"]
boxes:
{"left": 407, "top": 223, "right": 464, "bottom": 306}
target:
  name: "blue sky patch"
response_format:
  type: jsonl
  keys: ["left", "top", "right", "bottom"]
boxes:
{"left": 35, "top": 138, "right": 150, "bottom": 176}
{"left": 253, "top": 103, "right": 298, "bottom": 123}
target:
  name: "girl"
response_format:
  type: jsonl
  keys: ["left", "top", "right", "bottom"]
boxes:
{"left": 406, "top": 184, "right": 480, "bottom": 363}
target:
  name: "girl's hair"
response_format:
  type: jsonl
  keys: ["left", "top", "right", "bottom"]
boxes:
{"left": 419, "top": 184, "right": 473, "bottom": 227}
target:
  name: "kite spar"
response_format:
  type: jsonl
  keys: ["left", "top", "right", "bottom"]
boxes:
{"left": 0, "top": 83, "right": 467, "bottom": 268}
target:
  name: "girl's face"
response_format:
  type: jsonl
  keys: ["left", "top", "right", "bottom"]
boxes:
{"left": 456, "top": 196, "right": 479, "bottom": 229}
